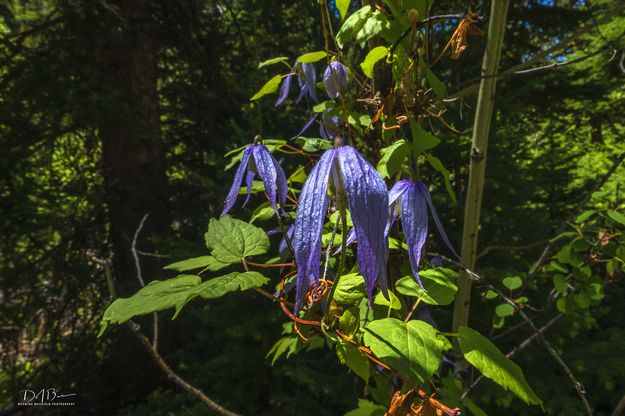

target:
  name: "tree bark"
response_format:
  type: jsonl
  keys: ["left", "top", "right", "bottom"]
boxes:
{"left": 452, "top": 0, "right": 510, "bottom": 335}
{"left": 96, "top": 0, "right": 169, "bottom": 295}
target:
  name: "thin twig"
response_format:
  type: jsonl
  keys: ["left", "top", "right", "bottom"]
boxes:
{"left": 442, "top": 256, "right": 593, "bottom": 415}
{"left": 476, "top": 239, "right": 549, "bottom": 260}
{"left": 131, "top": 214, "right": 150, "bottom": 287}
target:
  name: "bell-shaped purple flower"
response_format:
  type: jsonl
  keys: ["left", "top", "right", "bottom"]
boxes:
{"left": 389, "top": 180, "right": 459, "bottom": 288}
{"left": 323, "top": 61, "right": 348, "bottom": 99}
{"left": 292, "top": 143, "right": 389, "bottom": 311}
{"left": 222, "top": 143, "right": 288, "bottom": 217}
{"left": 276, "top": 61, "right": 319, "bottom": 106}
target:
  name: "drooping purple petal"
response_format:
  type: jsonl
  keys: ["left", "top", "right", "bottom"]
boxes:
{"left": 252, "top": 144, "right": 281, "bottom": 215}
{"left": 389, "top": 180, "right": 411, "bottom": 206}
{"left": 323, "top": 61, "right": 348, "bottom": 99}
{"left": 272, "top": 155, "right": 288, "bottom": 214}
{"left": 243, "top": 170, "right": 255, "bottom": 207}
{"left": 320, "top": 111, "right": 340, "bottom": 140}
{"left": 275, "top": 74, "right": 293, "bottom": 107}
{"left": 221, "top": 146, "right": 253, "bottom": 217}
{"left": 298, "top": 62, "right": 319, "bottom": 103}
{"left": 416, "top": 182, "right": 460, "bottom": 259}
{"left": 293, "top": 149, "right": 337, "bottom": 311}
{"left": 289, "top": 114, "right": 319, "bottom": 141}
{"left": 337, "top": 146, "right": 389, "bottom": 303}
{"left": 401, "top": 183, "right": 428, "bottom": 289}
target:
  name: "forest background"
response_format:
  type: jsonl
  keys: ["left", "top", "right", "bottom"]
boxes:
{"left": 1, "top": 0, "right": 625, "bottom": 415}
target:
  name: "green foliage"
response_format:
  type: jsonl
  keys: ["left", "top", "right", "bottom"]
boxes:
{"left": 100, "top": 271, "right": 268, "bottom": 333}
{"left": 376, "top": 139, "right": 409, "bottom": 179}
{"left": 250, "top": 74, "right": 282, "bottom": 101}
{"left": 458, "top": 326, "right": 542, "bottom": 405}
{"left": 298, "top": 51, "right": 328, "bottom": 63}
{"left": 360, "top": 46, "right": 389, "bottom": 79}
{"left": 395, "top": 268, "right": 459, "bottom": 306}
{"left": 363, "top": 318, "right": 447, "bottom": 385}
{"left": 204, "top": 215, "right": 270, "bottom": 264}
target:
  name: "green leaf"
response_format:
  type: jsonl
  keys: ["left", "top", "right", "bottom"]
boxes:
{"left": 298, "top": 51, "right": 328, "bottom": 63}
{"left": 495, "top": 303, "right": 515, "bottom": 317}
{"left": 411, "top": 120, "right": 441, "bottom": 154}
{"left": 266, "top": 336, "right": 299, "bottom": 365}
{"left": 295, "top": 136, "right": 334, "bottom": 152}
{"left": 607, "top": 210, "right": 625, "bottom": 227}
{"left": 333, "top": 273, "right": 366, "bottom": 306}
{"left": 205, "top": 216, "right": 270, "bottom": 264}
{"left": 312, "top": 100, "right": 335, "bottom": 113}
{"left": 395, "top": 268, "right": 458, "bottom": 306}
{"left": 361, "top": 46, "right": 389, "bottom": 79}
{"left": 373, "top": 290, "right": 402, "bottom": 311}
{"left": 425, "top": 153, "right": 456, "bottom": 203}
{"left": 425, "top": 69, "right": 446, "bottom": 100}
{"left": 258, "top": 56, "right": 289, "bottom": 68}
{"left": 339, "top": 307, "right": 360, "bottom": 336}
{"left": 355, "top": 13, "right": 388, "bottom": 45}
{"left": 575, "top": 210, "right": 595, "bottom": 224}
{"left": 100, "top": 271, "right": 268, "bottom": 331}
{"left": 250, "top": 203, "right": 276, "bottom": 223}
{"left": 164, "top": 256, "right": 215, "bottom": 272}
{"left": 336, "top": 0, "right": 351, "bottom": 21}
{"left": 552, "top": 275, "right": 569, "bottom": 293}
{"left": 336, "top": 5, "right": 371, "bottom": 48}
{"left": 458, "top": 326, "right": 542, "bottom": 405}
{"left": 250, "top": 74, "right": 282, "bottom": 101}
{"left": 502, "top": 276, "right": 523, "bottom": 290}
{"left": 337, "top": 340, "right": 370, "bottom": 381}
{"left": 344, "top": 399, "right": 386, "bottom": 416}
{"left": 376, "top": 139, "right": 409, "bottom": 179}
{"left": 364, "top": 318, "right": 445, "bottom": 384}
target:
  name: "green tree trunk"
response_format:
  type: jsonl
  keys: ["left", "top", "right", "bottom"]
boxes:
{"left": 452, "top": 0, "right": 510, "bottom": 334}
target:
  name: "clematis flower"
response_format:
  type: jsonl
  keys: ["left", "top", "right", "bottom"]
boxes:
{"left": 292, "top": 140, "right": 389, "bottom": 311}
{"left": 341, "top": 180, "right": 458, "bottom": 289}
{"left": 221, "top": 140, "right": 287, "bottom": 217}
{"left": 323, "top": 61, "right": 348, "bottom": 99}
{"left": 388, "top": 180, "right": 459, "bottom": 288}
{"left": 276, "top": 61, "right": 318, "bottom": 106}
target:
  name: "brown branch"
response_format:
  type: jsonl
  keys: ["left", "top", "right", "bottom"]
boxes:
{"left": 126, "top": 321, "right": 241, "bottom": 416}
{"left": 612, "top": 392, "right": 625, "bottom": 416}
{"left": 476, "top": 239, "right": 549, "bottom": 260}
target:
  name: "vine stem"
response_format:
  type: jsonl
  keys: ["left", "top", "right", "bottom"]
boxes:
{"left": 451, "top": 0, "right": 510, "bottom": 336}
{"left": 324, "top": 208, "right": 348, "bottom": 320}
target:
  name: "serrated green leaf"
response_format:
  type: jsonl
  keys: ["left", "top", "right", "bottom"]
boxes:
{"left": 336, "top": 0, "right": 351, "bottom": 20}
{"left": 333, "top": 273, "right": 366, "bottom": 306}
{"left": 250, "top": 74, "right": 282, "bottom": 101}
{"left": 376, "top": 139, "right": 409, "bottom": 179}
{"left": 361, "top": 46, "right": 389, "bottom": 78}
{"left": 337, "top": 340, "right": 370, "bottom": 381}
{"left": 298, "top": 51, "right": 327, "bottom": 63}
{"left": 205, "top": 215, "right": 269, "bottom": 264}
{"left": 395, "top": 268, "right": 458, "bottom": 306}
{"left": 502, "top": 276, "right": 523, "bottom": 290}
{"left": 336, "top": 5, "right": 372, "bottom": 48}
{"left": 364, "top": 318, "right": 445, "bottom": 384}
{"left": 458, "top": 326, "right": 541, "bottom": 405}
{"left": 266, "top": 336, "right": 299, "bottom": 365}
{"left": 607, "top": 210, "right": 625, "bottom": 226}
{"left": 99, "top": 272, "right": 269, "bottom": 331}
{"left": 258, "top": 56, "right": 289, "bottom": 68}
{"left": 164, "top": 256, "right": 215, "bottom": 272}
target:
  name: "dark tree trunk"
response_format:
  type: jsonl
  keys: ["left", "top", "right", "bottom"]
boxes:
{"left": 96, "top": 0, "right": 169, "bottom": 295}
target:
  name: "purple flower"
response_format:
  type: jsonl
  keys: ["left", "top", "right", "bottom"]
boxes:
{"left": 221, "top": 143, "right": 287, "bottom": 217}
{"left": 323, "top": 61, "right": 348, "bottom": 99}
{"left": 276, "top": 61, "right": 319, "bottom": 106}
{"left": 389, "top": 180, "right": 459, "bottom": 288}
{"left": 340, "top": 180, "right": 458, "bottom": 289}
{"left": 292, "top": 143, "right": 389, "bottom": 311}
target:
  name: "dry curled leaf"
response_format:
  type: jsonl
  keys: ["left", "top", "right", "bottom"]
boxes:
{"left": 449, "top": 11, "right": 483, "bottom": 60}
{"left": 410, "top": 399, "right": 444, "bottom": 416}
